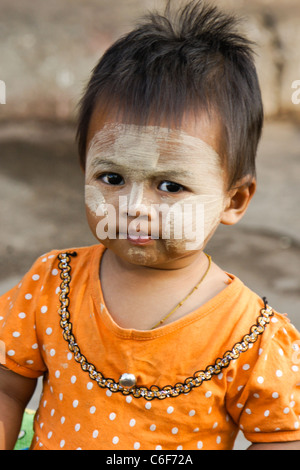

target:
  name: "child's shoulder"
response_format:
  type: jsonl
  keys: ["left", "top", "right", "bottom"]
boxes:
{"left": 30, "top": 244, "right": 104, "bottom": 271}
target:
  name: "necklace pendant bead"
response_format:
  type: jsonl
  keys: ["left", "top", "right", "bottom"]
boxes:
{"left": 119, "top": 373, "right": 137, "bottom": 388}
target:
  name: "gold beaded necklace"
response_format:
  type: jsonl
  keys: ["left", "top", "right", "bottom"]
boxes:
{"left": 151, "top": 253, "right": 211, "bottom": 329}
{"left": 57, "top": 251, "right": 274, "bottom": 401}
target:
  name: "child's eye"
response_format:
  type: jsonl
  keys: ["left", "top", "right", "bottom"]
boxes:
{"left": 98, "top": 172, "right": 125, "bottom": 186}
{"left": 158, "top": 181, "right": 184, "bottom": 193}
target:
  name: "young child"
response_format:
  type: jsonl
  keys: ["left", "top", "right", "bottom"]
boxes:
{"left": 0, "top": 0, "right": 299, "bottom": 451}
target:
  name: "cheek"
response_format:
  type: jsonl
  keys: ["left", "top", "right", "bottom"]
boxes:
{"left": 163, "top": 194, "right": 225, "bottom": 252}
{"left": 85, "top": 184, "right": 107, "bottom": 215}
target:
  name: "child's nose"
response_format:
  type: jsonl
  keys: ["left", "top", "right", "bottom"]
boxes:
{"left": 127, "top": 182, "right": 154, "bottom": 218}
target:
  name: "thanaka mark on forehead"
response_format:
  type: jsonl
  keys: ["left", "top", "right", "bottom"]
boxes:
{"left": 90, "top": 157, "right": 197, "bottom": 181}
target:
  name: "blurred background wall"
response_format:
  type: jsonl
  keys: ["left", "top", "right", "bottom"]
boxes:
{"left": 0, "top": 0, "right": 299, "bottom": 319}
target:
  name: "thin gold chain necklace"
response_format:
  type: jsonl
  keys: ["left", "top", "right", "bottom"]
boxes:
{"left": 57, "top": 251, "right": 274, "bottom": 401}
{"left": 151, "top": 253, "right": 211, "bottom": 329}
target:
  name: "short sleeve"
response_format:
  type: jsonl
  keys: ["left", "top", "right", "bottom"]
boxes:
{"left": 0, "top": 252, "right": 59, "bottom": 378}
{"left": 226, "top": 314, "right": 300, "bottom": 444}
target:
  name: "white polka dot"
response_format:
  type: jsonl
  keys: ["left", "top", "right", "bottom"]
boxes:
{"left": 213, "top": 422, "right": 218, "bottom": 429}
{"left": 18, "top": 312, "right": 26, "bottom": 319}
{"left": 272, "top": 392, "right": 279, "bottom": 399}
{"left": 106, "top": 390, "right": 112, "bottom": 397}
{"left": 52, "top": 269, "right": 58, "bottom": 276}
{"left": 258, "top": 348, "right": 263, "bottom": 356}
{"left": 292, "top": 365, "right": 299, "bottom": 372}
{"left": 12, "top": 331, "right": 20, "bottom": 338}
{"left": 156, "top": 445, "right": 162, "bottom": 450}
{"left": 32, "top": 343, "right": 38, "bottom": 350}
{"left": 41, "top": 306, "right": 48, "bottom": 314}
{"left": 112, "top": 436, "right": 119, "bottom": 445}
{"left": 245, "top": 408, "right": 252, "bottom": 415}
{"left": 242, "top": 364, "right": 250, "bottom": 371}
{"left": 55, "top": 370, "right": 60, "bottom": 378}
{"left": 193, "top": 428, "right": 199, "bottom": 433}
{"left": 109, "top": 412, "right": 116, "bottom": 420}
{"left": 61, "top": 417, "right": 65, "bottom": 424}
{"left": 26, "top": 360, "right": 34, "bottom": 365}
{"left": 73, "top": 400, "right": 79, "bottom": 408}
{"left": 237, "top": 403, "right": 243, "bottom": 409}
{"left": 254, "top": 428, "right": 261, "bottom": 432}
{"left": 60, "top": 440, "right": 65, "bottom": 448}
{"left": 59, "top": 393, "right": 63, "bottom": 401}
{"left": 216, "top": 436, "right": 221, "bottom": 444}
{"left": 32, "top": 274, "right": 40, "bottom": 281}
{"left": 50, "top": 349, "right": 56, "bottom": 357}
{"left": 126, "top": 396, "right": 132, "bottom": 403}
{"left": 167, "top": 406, "right": 174, "bottom": 414}
{"left": 271, "top": 317, "right": 278, "bottom": 323}
{"left": 134, "top": 442, "right": 140, "bottom": 449}
{"left": 145, "top": 402, "right": 152, "bottom": 410}
{"left": 67, "top": 352, "right": 72, "bottom": 360}
{"left": 189, "top": 410, "right": 196, "bottom": 417}
{"left": 294, "top": 422, "right": 300, "bottom": 430}
{"left": 253, "top": 393, "right": 260, "bottom": 398}
{"left": 264, "top": 410, "right": 270, "bottom": 417}
{"left": 171, "top": 427, "right": 178, "bottom": 435}
{"left": 46, "top": 327, "right": 52, "bottom": 335}
{"left": 50, "top": 409, "right": 55, "bottom": 416}
{"left": 25, "top": 293, "right": 32, "bottom": 300}
{"left": 47, "top": 432, "right": 52, "bottom": 439}
{"left": 205, "top": 391, "right": 212, "bottom": 398}
{"left": 93, "top": 430, "right": 99, "bottom": 438}
{"left": 283, "top": 407, "right": 290, "bottom": 414}
{"left": 150, "top": 424, "right": 156, "bottom": 431}
{"left": 276, "top": 370, "right": 283, "bottom": 377}
{"left": 75, "top": 423, "right": 80, "bottom": 431}
{"left": 257, "top": 376, "right": 264, "bottom": 384}
{"left": 177, "top": 446, "right": 183, "bottom": 450}
{"left": 90, "top": 406, "right": 96, "bottom": 414}
{"left": 71, "top": 375, "right": 77, "bottom": 384}
{"left": 87, "top": 382, "right": 93, "bottom": 390}
{"left": 197, "top": 441, "right": 203, "bottom": 449}
{"left": 129, "top": 419, "right": 136, "bottom": 427}
{"left": 7, "top": 350, "right": 15, "bottom": 356}
{"left": 278, "top": 348, "right": 284, "bottom": 356}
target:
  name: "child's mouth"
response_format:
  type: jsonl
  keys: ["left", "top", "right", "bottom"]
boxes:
{"left": 126, "top": 234, "right": 155, "bottom": 245}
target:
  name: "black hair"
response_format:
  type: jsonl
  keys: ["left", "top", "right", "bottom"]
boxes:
{"left": 76, "top": 0, "right": 263, "bottom": 189}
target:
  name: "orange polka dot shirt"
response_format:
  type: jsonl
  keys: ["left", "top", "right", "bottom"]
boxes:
{"left": 0, "top": 244, "right": 300, "bottom": 450}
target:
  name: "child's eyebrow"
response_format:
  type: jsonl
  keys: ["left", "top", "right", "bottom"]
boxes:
{"left": 91, "top": 157, "right": 192, "bottom": 180}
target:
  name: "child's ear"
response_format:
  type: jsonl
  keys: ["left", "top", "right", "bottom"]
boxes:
{"left": 220, "top": 176, "right": 256, "bottom": 226}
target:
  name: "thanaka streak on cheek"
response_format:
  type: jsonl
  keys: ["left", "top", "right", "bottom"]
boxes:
{"left": 84, "top": 123, "right": 226, "bottom": 252}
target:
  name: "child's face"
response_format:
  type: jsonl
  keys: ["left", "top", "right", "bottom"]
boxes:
{"left": 85, "top": 112, "right": 230, "bottom": 269}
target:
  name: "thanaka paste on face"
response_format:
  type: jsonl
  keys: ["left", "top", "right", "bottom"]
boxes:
{"left": 85, "top": 123, "right": 226, "bottom": 256}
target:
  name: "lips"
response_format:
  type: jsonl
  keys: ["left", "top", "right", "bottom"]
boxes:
{"left": 126, "top": 234, "right": 154, "bottom": 245}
